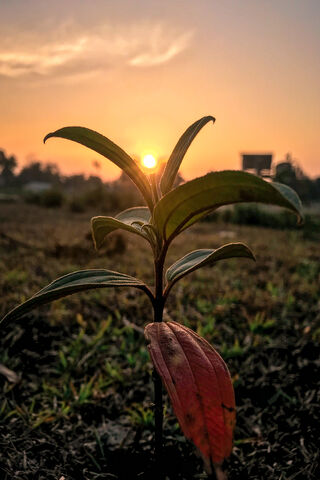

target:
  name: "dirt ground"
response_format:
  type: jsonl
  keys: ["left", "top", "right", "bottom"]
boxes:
{"left": 0, "top": 203, "right": 319, "bottom": 479}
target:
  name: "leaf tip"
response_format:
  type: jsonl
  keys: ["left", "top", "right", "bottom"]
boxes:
{"left": 247, "top": 249, "right": 256, "bottom": 262}
{"left": 43, "top": 132, "right": 52, "bottom": 144}
{"left": 297, "top": 211, "right": 305, "bottom": 226}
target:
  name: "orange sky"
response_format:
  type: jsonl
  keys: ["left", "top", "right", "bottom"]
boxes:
{"left": 1, "top": 0, "right": 319, "bottom": 180}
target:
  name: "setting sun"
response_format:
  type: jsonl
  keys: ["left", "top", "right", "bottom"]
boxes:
{"left": 142, "top": 154, "right": 157, "bottom": 169}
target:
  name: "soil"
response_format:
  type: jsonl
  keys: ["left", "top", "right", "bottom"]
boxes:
{"left": 0, "top": 203, "right": 319, "bottom": 479}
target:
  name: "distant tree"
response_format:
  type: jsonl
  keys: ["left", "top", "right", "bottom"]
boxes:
{"left": 18, "top": 161, "right": 61, "bottom": 185}
{"left": 63, "top": 174, "right": 87, "bottom": 191}
{"left": 0, "top": 150, "right": 17, "bottom": 185}
{"left": 274, "top": 153, "right": 319, "bottom": 203}
{"left": 275, "top": 153, "right": 298, "bottom": 185}
{"left": 315, "top": 177, "right": 320, "bottom": 198}
{"left": 92, "top": 160, "right": 101, "bottom": 170}
{"left": 87, "top": 175, "right": 103, "bottom": 188}
{"left": 42, "top": 163, "right": 61, "bottom": 183}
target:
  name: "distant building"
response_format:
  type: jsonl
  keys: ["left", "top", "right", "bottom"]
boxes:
{"left": 24, "top": 181, "right": 51, "bottom": 193}
{"left": 242, "top": 154, "right": 272, "bottom": 177}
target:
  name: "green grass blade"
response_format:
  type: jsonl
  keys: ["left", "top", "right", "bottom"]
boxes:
{"left": 91, "top": 207, "right": 151, "bottom": 249}
{"left": 160, "top": 116, "right": 215, "bottom": 195}
{"left": 44, "top": 127, "right": 153, "bottom": 210}
{"left": 154, "top": 171, "right": 303, "bottom": 242}
{"left": 1, "top": 269, "right": 151, "bottom": 325}
{"left": 166, "top": 243, "right": 255, "bottom": 284}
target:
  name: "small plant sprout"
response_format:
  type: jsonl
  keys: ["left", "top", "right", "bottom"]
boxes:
{"left": 1, "top": 116, "right": 303, "bottom": 479}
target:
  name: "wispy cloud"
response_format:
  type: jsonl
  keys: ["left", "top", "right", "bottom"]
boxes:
{"left": 129, "top": 29, "right": 193, "bottom": 67}
{"left": 0, "top": 22, "right": 194, "bottom": 79}
{"left": 0, "top": 37, "right": 88, "bottom": 77}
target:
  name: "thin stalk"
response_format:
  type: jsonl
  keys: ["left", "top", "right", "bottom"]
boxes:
{"left": 153, "top": 368, "right": 163, "bottom": 477}
{"left": 212, "top": 465, "right": 228, "bottom": 480}
{"left": 152, "top": 246, "right": 167, "bottom": 478}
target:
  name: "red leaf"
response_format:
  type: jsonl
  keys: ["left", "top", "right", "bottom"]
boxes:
{"left": 144, "top": 321, "right": 235, "bottom": 471}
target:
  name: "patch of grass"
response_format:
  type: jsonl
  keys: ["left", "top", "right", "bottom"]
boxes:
{"left": 4, "top": 269, "right": 28, "bottom": 286}
{"left": 0, "top": 204, "right": 319, "bottom": 479}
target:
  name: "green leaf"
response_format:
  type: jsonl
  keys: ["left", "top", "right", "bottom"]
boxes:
{"left": 91, "top": 207, "right": 151, "bottom": 249}
{"left": 1, "top": 269, "right": 151, "bottom": 325}
{"left": 153, "top": 171, "right": 303, "bottom": 242}
{"left": 116, "top": 206, "right": 151, "bottom": 224}
{"left": 44, "top": 127, "right": 153, "bottom": 210}
{"left": 166, "top": 243, "right": 255, "bottom": 284}
{"left": 160, "top": 116, "right": 215, "bottom": 195}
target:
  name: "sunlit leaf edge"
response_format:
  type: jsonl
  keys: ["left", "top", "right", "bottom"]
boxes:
{"left": 1, "top": 269, "right": 151, "bottom": 325}
{"left": 160, "top": 116, "right": 215, "bottom": 195}
{"left": 165, "top": 242, "right": 255, "bottom": 284}
{"left": 91, "top": 207, "right": 152, "bottom": 249}
{"left": 154, "top": 171, "right": 303, "bottom": 241}
{"left": 44, "top": 126, "right": 153, "bottom": 210}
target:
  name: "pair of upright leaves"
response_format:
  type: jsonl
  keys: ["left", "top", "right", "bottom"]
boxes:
{"left": 44, "top": 118, "right": 302, "bottom": 251}
{"left": 1, "top": 116, "right": 303, "bottom": 473}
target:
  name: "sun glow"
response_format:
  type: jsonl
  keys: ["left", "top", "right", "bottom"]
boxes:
{"left": 142, "top": 154, "right": 157, "bottom": 169}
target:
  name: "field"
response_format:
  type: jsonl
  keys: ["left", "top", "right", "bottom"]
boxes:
{"left": 0, "top": 202, "right": 319, "bottom": 479}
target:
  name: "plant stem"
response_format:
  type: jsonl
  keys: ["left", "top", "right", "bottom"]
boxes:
{"left": 209, "top": 464, "right": 228, "bottom": 480}
{"left": 153, "top": 368, "right": 163, "bottom": 477}
{"left": 152, "top": 250, "right": 166, "bottom": 478}
{"left": 212, "top": 465, "right": 228, "bottom": 480}
{"left": 153, "top": 294, "right": 164, "bottom": 465}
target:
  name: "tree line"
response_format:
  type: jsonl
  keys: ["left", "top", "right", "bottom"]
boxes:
{"left": 1, "top": 148, "right": 320, "bottom": 203}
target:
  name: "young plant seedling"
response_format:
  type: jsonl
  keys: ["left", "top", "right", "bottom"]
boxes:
{"left": 1, "top": 116, "right": 303, "bottom": 479}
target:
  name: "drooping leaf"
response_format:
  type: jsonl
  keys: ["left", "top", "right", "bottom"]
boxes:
{"left": 160, "top": 116, "right": 215, "bottom": 195}
{"left": 154, "top": 171, "right": 303, "bottom": 241}
{"left": 145, "top": 321, "right": 235, "bottom": 471}
{"left": 44, "top": 127, "right": 153, "bottom": 210}
{"left": 1, "top": 270, "right": 151, "bottom": 325}
{"left": 91, "top": 207, "right": 151, "bottom": 249}
{"left": 166, "top": 243, "right": 255, "bottom": 284}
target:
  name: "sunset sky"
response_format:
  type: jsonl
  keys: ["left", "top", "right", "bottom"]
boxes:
{"left": 1, "top": 0, "right": 319, "bottom": 181}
